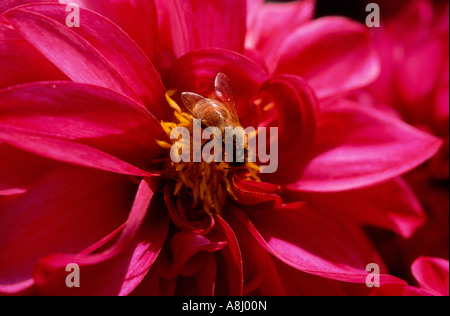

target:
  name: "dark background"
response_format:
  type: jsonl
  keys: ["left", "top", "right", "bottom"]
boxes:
{"left": 268, "top": 0, "right": 449, "bottom": 22}
{"left": 268, "top": 0, "right": 373, "bottom": 22}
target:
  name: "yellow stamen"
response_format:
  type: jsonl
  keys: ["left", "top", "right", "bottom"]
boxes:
{"left": 263, "top": 102, "right": 276, "bottom": 112}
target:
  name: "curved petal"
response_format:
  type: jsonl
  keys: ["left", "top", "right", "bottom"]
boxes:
{"left": 232, "top": 178, "right": 282, "bottom": 209}
{"left": 0, "top": 166, "right": 136, "bottom": 291}
{"left": 411, "top": 257, "right": 449, "bottom": 296}
{"left": 156, "top": 231, "right": 227, "bottom": 280}
{"left": 291, "top": 101, "right": 443, "bottom": 192}
{"left": 371, "top": 284, "right": 436, "bottom": 297}
{"left": 165, "top": 49, "right": 268, "bottom": 121}
{"left": 164, "top": 184, "right": 215, "bottom": 235}
{"left": 73, "top": 0, "right": 159, "bottom": 63}
{"left": 2, "top": 4, "right": 168, "bottom": 119}
{"left": 292, "top": 178, "right": 426, "bottom": 238}
{"left": 0, "top": 82, "right": 164, "bottom": 176}
{"left": 0, "top": 0, "right": 57, "bottom": 13}
{"left": 253, "top": 74, "right": 317, "bottom": 184}
{"left": 246, "top": 0, "right": 315, "bottom": 68}
{"left": 154, "top": 0, "right": 196, "bottom": 61}
{"left": 273, "top": 17, "right": 380, "bottom": 99}
{"left": 225, "top": 209, "right": 286, "bottom": 295}
{"left": 272, "top": 259, "right": 373, "bottom": 296}
{"left": 33, "top": 179, "right": 170, "bottom": 296}
{"left": 213, "top": 215, "right": 243, "bottom": 296}
{"left": 231, "top": 204, "right": 404, "bottom": 284}
{"left": 153, "top": 0, "right": 246, "bottom": 61}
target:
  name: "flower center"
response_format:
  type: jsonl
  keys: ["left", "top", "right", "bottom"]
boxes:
{"left": 156, "top": 90, "right": 260, "bottom": 215}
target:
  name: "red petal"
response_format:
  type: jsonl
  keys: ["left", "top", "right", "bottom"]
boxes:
{"left": 0, "top": 166, "right": 136, "bottom": 291}
{"left": 291, "top": 101, "right": 443, "bottom": 192}
{"left": 165, "top": 48, "right": 268, "bottom": 104}
{"left": 232, "top": 178, "right": 282, "bottom": 208}
{"left": 33, "top": 179, "right": 170, "bottom": 296}
{"left": 213, "top": 215, "right": 243, "bottom": 296}
{"left": 0, "top": 37, "right": 67, "bottom": 89}
{"left": 74, "top": 0, "right": 159, "bottom": 63}
{"left": 411, "top": 257, "right": 449, "bottom": 296}
{"left": 253, "top": 74, "right": 317, "bottom": 184}
{"left": 164, "top": 184, "right": 215, "bottom": 235}
{"left": 189, "top": 0, "right": 246, "bottom": 53}
{"left": 293, "top": 178, "right": 426, "bottom": 238}
{"left": 231, "top": 204, "right": 404, "bottom": 284}
{"left": 3, "top": 4, "right": 168, "bottom": 119}
{"left": 0, "top": 82, "right": 164, "bottom": 176}
{"left": 246, "top": 0, "right": 315, "bottom": 69}
{"left": 0, "top": 0, "right": 57, "bottom": 13}
{"left": 274, "top": 17, "right": 380, "bottom": 99}
{"left": 225, "top": 210, "right": 285, "bottom": 295}
{"left": 371, "top": 284, "right": 436, "bottom": 297}
{"left": 156, "top": 231, "right": 227, "bottom": 280}
{"left": 0, "top": 143, "right": 57, "bottom": 195}
{"left": 154, "top": 0, "right": 246, "bottom": 61}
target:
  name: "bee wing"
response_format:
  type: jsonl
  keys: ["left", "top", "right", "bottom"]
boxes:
{"left": 181, "top": 92, "right": 206, "bottom": 116}
{"left": 181, "top": 92, "right": 220, "bottom": 127}
{"left": 214, "top": 73, "right": 239, "bottom": 122}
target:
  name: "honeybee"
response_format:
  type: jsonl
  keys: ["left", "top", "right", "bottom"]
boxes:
{"left": 181, "top": 73, "right": 247, "bottom": 166}
{"left": 181, "top": 73, "right": 241, "bottom": 132}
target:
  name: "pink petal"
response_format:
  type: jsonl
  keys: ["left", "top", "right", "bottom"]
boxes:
{"left": 0, "top": 82, "right": 164, "bottom": 176}
{"left": 294, "top": 178, "right": 426, "bottom": 238}
{"left": 0, "top": 0, "right": 57, "bottom": 13}
{"left": 231, "top": 204, "right": 404, "bottom": 284}
{"left": 164, "top": 184, "right": 215, "bottom": 235}
{"left": 0, "top": 166, "right": 136, "bottom": 291}
{"left": 273, "top": 17, "right": 380, "bottom": 99}
{"left": 397, "top": 38, "right": 445, "bottom": 103}
{"left": 73, "top": 0, "right": 159, "bottom": 62}
{"left": 213, "top": 215, "right": 243, "bottom": 296}
{"left": 272, "top": 259, "right": 373, "bottom": 296}
{"left": 165, "top": 48, "right": 268, "bottom": 123}
{"left": 33, "top": 178, "right": 170, "bottom": 296}
{"left": 0, "top": 143, "right": 57, "bottom": 195}
{"left": 246, "top": 0, "right": 315, "bottom": 68}
{"left": 371, "top": 284, "right": 436, "bottom": 296}
{"left": 291, "top": 101, "right": 443, "bottom": 192}
{"left": 194, "top": 255, "right": 217, "bottom": 296}
{"left": 3, "top": 4, "right": 168, "bottom": 119}
{"left": 411, "top": 257, "right": 449, "bottom": 296}
{"left": 156, "top": 232, "right": 227, "bottom": 280}
{"left": 232, "top": 178, "right": 282, "bottom": 208}
{"left": 0, "top": 37, "right": 67, "bottom": 89}
{"left": 254, "top": 74, "right": 317, "bottom": 184}
{"left": 166, "top": 48, "right": 268, "bottom": 100}
{"left": 154, "top": 0, "right": 196, "bottom": 60}
{"left": 226, "top": 210, "right": 285, "bottom": 295}
{"left": 188, "top": 0, "right": 246, "bottom": 53}
{"left": 154, "top": 0, "right": 246, "bottom": 60}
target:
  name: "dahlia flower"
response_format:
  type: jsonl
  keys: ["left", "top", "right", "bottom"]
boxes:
{"left": 0, "top": 0, "right": 444, "bottom": 296}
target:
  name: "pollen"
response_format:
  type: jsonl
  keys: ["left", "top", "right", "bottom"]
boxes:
{"left": 157, "top": 91, "right": 260, "bottom": 215}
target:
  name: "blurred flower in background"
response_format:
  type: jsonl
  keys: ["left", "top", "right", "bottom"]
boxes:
{"left": 364, "top": 0, "right": 449, "bottom": 287}
{"left": 0, "top": 0, "right": 448, "bottom": 296}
